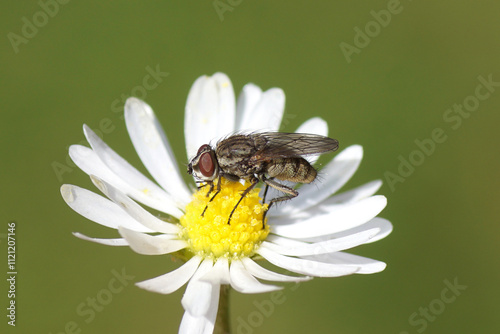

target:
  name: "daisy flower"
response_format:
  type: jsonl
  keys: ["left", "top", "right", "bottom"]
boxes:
{"left": 61, "top": 73, "right": 392, "bottom": 334}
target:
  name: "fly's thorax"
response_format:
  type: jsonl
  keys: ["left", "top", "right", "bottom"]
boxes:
{"left": 216, "top": 134, "right": 265, "bottom": 177}
{"left": 265, "top": 157, "right": 317, "bottom": 183}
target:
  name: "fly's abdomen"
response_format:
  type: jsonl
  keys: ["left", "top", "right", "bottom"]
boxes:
{"left": 265, "top": 158, "right": 317, "bottom": 183}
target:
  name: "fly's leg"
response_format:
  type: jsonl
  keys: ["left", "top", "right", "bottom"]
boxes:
{"left": 227, "top": 176, "right": 259, "bottom": 225}
{"left": 201, "top": 179, "right": 219, "bottom": 217}
{"left": 261, "top": 181, "right": 271, "bottom": 204}
{"left": 195, "top": 182, "right": 212, "bottom": 193}
{"left": 205, "top": 182, "right": 215, "bottom": 196}
{"left": 261, "top": 178, "right": 298, "bottom": 228}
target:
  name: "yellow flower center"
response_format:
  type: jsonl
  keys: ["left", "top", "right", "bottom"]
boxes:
{"left": 179, "top": 178, "right": 269, "bottom": 260}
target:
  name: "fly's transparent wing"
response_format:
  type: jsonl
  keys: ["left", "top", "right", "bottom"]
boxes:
{"left": 250, "top": 132, "right": 339, "bottom": 160}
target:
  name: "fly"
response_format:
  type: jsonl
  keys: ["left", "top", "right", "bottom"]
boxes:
{"left": 187, "top": 132, "right": 339, "bottom": 225}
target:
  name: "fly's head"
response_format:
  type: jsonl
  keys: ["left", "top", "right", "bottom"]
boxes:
{"left": 187, "top": 144, "right": 219, "bottom": 182}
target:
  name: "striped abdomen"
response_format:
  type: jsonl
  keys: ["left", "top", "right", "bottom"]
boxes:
{"left": 265, "top": 158, "right": 317, "bottom": 183}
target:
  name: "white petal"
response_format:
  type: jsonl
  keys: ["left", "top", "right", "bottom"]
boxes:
{"left": 262, "top": 235, "right": 308, "bottom": 247}
{"left": 182, "top": 259, "right": 215, "bottom": 317}
{"left": 80, "top": 127, "right": 184, "bottom": 217}
{"left": 235, "top": 86, "right": 285, "bottom": 132}
{"left": 125, "top": 98, "right": 191, "bottom": 204}
{"left": 295, "top": 117, "right": 328, "bottom": 165}
{"left": 269, "top": 180, "right": 382, "bottom": 226}
{"left": 179, "top": 301, "right": 218, "bottom": 334}
{"left": 241, "top": 258, "right": 311, "bottom": 282}
{"left": 363, "top": 217, "right": 393, "bottom": 243}
{"left": 200, "top": 258, "right": 231, "bottom": 285}
{"left": 257, "top": 245, "right": 360, "bottom": 277}
{"left": 271, "top": 195, "right": 387, "bottom": 239}
{"left": 184, "top": 73, "right": 236, "bottom": 160}
{"left": 179, "top": 313, "right": 210, "bottom": 334}
{"left": 296, "top": 117, "right": 328, "bottom": 137}
{"left": 269, "top": 145, "right": 363, "bottom": 217}
{"left": 90, "top": 176, "right": 179, "bottom": 234}
{"left": 136, "top": 256, "right": 202, "bottom": 294}
{"left": 118, "top": 227, "right": 186, "bottom": 255}
{"left": 302, "top": 217, "right": 393, "bottom": 243}
{"left": 72, "top": 232, "right": 129, "bottom": 246}
{"left": 61, "top": 184, "right": 154, "bottom": 232}
{"left": 262, "top": 228, "right": 380, "bottom": 256}
{"left": 302, "top": 252, "right": 387, "bottom": 274}
{"left": 229, "top": 260, "right": 282, "bottom": 293}
{"left": 70, "top": 145, "right": 133, "bottom": 193}
{"left": 322, "top": 180, "right": 382, "bottom": 206}
{"left": 235, "top": 83, "right": 262, "bottom": 129}
{"left": 69, "top": 145, "right": 182, "bottom": 218}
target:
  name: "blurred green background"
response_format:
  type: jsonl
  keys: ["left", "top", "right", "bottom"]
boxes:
{"left": 1, "top": 1, "right": 499, "bottom": 333}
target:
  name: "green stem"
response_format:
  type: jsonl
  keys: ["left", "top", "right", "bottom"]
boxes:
{"left": 214, "top": 284, "right": 231, "bottom": 334}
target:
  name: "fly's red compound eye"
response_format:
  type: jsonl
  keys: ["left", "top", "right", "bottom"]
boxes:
{"left": 199, "top": 152, "right": 215, "bottom": 177}
{"left": 197, "top": 144, "right": 210, "bottom": 155}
